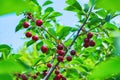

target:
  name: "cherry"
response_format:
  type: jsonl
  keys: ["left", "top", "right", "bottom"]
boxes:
{"left": 57, "top": 50, "right": 65, "bottom": 56}
{"left": 84, "top": 38, "right": 90, "bottom": 43}
{"left": 41, "top": 46, "right": 48, "bottom": 53}
{"left": 89, "top": 40, "right": 95, "bottom": 47}
{"left": 62, "top": 77, "right": 66, "bottom": 80}
{"left": 57, "top": 56, "right": 64, "bottom": 62}
{"left": 23, "top": 22, "right": 29, "bottom": 28}
{"left": 70, "top": 50, "right": 76, "bottom": 55}
{"left": 32, "top": 36, "right": 38, "bottom": 41}
{"left": 53, "top": 76, "right": 60, "bottom": 80}
{"left": 66, "top": 56, "right": 72, "bottom": 61}
{"left": 43, "top": 70, "right": 48, "bottom": 76}
{"left": 32, "top": 75, "right": 37, "bottom": 79}
{"left": 25, "top": 32, "right": 32, "bottom": 38}
{"left": 57, "top": 44, "right": 64, "bottom": 50}
{"left": 36, "top": 20, "right": 43, "bottom": 26}
{"left": 21, "top": 74, "right": 28, "bottom": 80}
{"left": 87, "top": 32, "right": 93, "bottom": 39}
{"left": 55, "top": 70, "right": 59, "bottom": 75}
{"left": 56, "top": 74, "right": 62, "bottom": 79}
{"left": 47, "top": 63, "right": 52, "bottom": 68}
{"left": 83, "top": 43, "right": 89, "bottom": 48}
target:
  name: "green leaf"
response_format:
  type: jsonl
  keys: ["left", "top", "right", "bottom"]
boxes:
{"left": 16, "top": 59, "right": 31, "bottom": 70}
{"left": 33, "top": 54, "right": 45, "bottom": 66}
{"left": 103, "top": 22, "right": 117, "bottom": 30}
{"left": 111, "top": 31, "right": 120, "bottom": 56}
{"left": 105, "top": 14, "right": 112, "bottom": 22}
{"left": 66, "top": 0, "right": 82, "bottom": 11}
{"left": 88, "top": 13, "right": 101, "bottom": 26}
{"left": 15, "top": 18, "right": 26, "bottom": 32}
{"left": 42, "top": 0, "right": 53, "bottom": 6}
{"left": 36, "top": 41, "right": 43, "bottom": 51}
{"left": 95, "top": 9, "right": 107, "bottom": 18}
{"left": 48, "top": 12, "right": 62, "bottom": 19}
{"left": 0, "top": 59, "right": 27, "bottom": 73}
{"left": 89, "top": 0, "right": 96, "bottom": 6}
{"left": 42, "top": 7, "right": 54, "bottom": 21}
{"left": 0, "top": 0, "right": 28, "bottom": 15}
{"left": 84, "top": 4, "right": 89, "bottom": 12}
{"left": 43, "top": 40, "right": 54, "bottom": 48}
{"left": 88, "top": 57, "right": 120, "bottom": 80}
{"left": 0, "top": 74, "right": 12, "bottom": 80}
{"left": 0, "top": 44, "right": 11, "bottom": 52}
{"left": 31, "top": 0, "right": 39, "bottom": 5}
{"left": 48, "top": 28, "right": 57, "bottom": 38}
{"left": 26, "top": 40, "right": 35, "bottom": 47}
{"left": 95, "top": 0, "right": 120, "bottom": 12}
{"left": 66, "top": 68, "right": 79, "bottom": 79}
{"left": 64, "top": 6, "right": 80, "bottom": 12}
{"left": 45, "top": 7, "right": 54, "bottom": 13}
{"left": 57, "top": 26, "right": 72, "bottom": 40}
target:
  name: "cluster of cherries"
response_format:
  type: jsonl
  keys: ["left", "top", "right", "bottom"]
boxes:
{"left": 83, "top": 32, "right": 95, "bottom": 48}
{"left": 15, "top": 72, "right": 40, "bottom": 80}
{"left": 56, "top": 44, "right": 76, "bottom": 62}
{"left": 43, "top": 69, "right": 66, "bottom": 80}
{"left": 23, "top": 13, "right": 50, "bottom": 54}
{"left": 42, "top": 44, "right": 76, "bottom": 80}
{"left": 23, "top": 13, "right": 43, "bottom": 42}
{"left": 21, "top": 13, "right": 82, "bottom": 80}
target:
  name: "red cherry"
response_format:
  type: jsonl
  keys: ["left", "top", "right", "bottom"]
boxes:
{"left": 32, "top": 75, "right": 37, "bottom": 79}
{"left": 57, "top": 56, "right": 64, "bottom": 62}
{"left": 36, "top": 20, "right": 43, "bottom": 26}
{"left": 83, "top": 43, "right": 89, "bottom": 48}
{"left": 25, "top": 32, "right": 32, "bottom": 38}
{"left": 55, "top": 70, "right": 59, "bottom": 75}
{"left": 41, "top": 46, "right": 48, "bottom": 53}
{"left": 43, "top": 70, "right": 47, "bottom": 76}
{"left": 66, "top": 56, "right": 72, "bottom": 61}
{"left": 87, "top": 32, "right": 93, "bottom": 39}
{"left": 70, "top": 50, "right": 76, "bottom": 55}
{"left": 62, "top": 77, "right": 66, "bottom": 80}
{"left": 89, "top": 40, "right": 95, "bottom": 47}
{"left": 56, "top": 74, "right": 62, "bottom": 79}
{"left": 47, "top": 63, "right": 52, "bottom": 68}
{"left": 57, "top": 50, "right": 65, "bottom": 56}
{"left": 21, "top": 74, "right": 28, "bottom": 80}
{"left": 57, "top": 44, "right": 63, "bottom": 50}
{"left": 23, "top": 22, "right": 29, "bottom": 28}
{"left": 32, "top": 36, "right": 38, "bottom": 41}
{"left": 84, "top": 38, "right": 90, "bottom": 43}
{"left": 53, "top": 76, "right": 60, "bottom": 80}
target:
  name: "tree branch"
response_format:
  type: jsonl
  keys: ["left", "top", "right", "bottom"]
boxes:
{"left": 43, "top": 6, "right": 93, "bottom": 80}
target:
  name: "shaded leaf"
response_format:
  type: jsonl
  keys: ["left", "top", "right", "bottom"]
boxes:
{"left": 42, "top": 0, "right": 53, "bottom": 6}
{"left": 36, "top": 41, "right": 43, "bottom": 51}
{"left": 15, "top": 18, "right": 26, "bottom": 32}
{"left": 26, "top": 40, "right": 35, "bottom": 47}
{"left": 0, "top": 44, "right": 11, "bottom": 52}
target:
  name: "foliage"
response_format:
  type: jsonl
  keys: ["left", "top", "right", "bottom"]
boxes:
{"left": 0, "top": 0, "right": 120, "bottom": 80}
